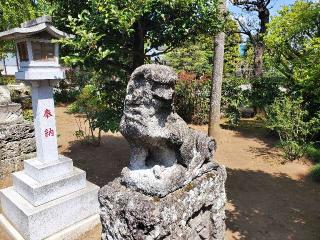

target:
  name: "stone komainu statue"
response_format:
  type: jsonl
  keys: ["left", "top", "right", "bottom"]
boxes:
{"left": 120, "top": 64, "right": 218, "bottom": 197}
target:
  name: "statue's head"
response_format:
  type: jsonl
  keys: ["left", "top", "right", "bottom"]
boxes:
{"left": 125, "top": 64, "right": 177, "bottom": 112}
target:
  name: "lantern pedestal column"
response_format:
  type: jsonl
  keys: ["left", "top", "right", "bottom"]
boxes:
{"left": 0, "top": 81, "right": 100, "bottom": 240}
{"left": 31, "top": 80, "right": 59, "bottom": 163}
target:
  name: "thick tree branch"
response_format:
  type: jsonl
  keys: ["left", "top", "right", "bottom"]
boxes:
{"left": 145, "top": 46, "right": 175, "bottom": 58}
{"left": 234, "top": 17, "right": 254, "bottom": 43}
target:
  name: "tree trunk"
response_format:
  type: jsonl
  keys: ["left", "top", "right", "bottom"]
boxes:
{"left": 132, "top": 21, "right": 145, "bottom": 71}
{"left": 253, "top": 41, "right": 264, "bottom": 77}
{"left": 253, "top": 6, "right": 270, "bottom": 77}
{"left": 3, "top": 57, "right": 7, "bottom": 76}
{"left": 208, "top": 0, "right": 226, "bottom": 137}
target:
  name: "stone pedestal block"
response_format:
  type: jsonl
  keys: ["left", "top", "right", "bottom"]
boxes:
{"left": 99, "top": 165, "right": 227, "bottom": 240}
{"left": 0, "top": 155, "right": 100, "bottom": 240}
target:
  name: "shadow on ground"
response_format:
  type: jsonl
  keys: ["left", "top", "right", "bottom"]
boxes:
{"left": 63, "top": 134, "right": 130, "bottom": 187}
{"left": 220, "top": 119, "right": 285, "bottom": 164}
{"left": 226, "top": 168, "right": 320, "bottom": 240}
{"left": 221, "top": 119, "right": 277, "bottom": 149}
{"left": 61, "top": 129, "right": 320, "bottom": 239}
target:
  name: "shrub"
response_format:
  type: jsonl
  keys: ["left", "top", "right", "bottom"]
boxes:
{"left": 53, "top": 69, "right": 96, "bottom": 104}
{"left": 249, "top": 75, "right": 286, "bottom": 112}
{"left": 67, "top": 84, "right": 106, "bottom": 145}
{"left": 68, "top": 77, "right": 126, "bottom": 145}
{"left": 174, "top": 72, "right": 211, "bottom": 124}
{"left": 306, "top": 145, "right": 320, "bottom": 163}
{"left": 54, "top": 85, "right": 79, "bottom": 104}
{"left": 175, "top": 73, "right": 250, "bottom": 126}
{"left": 310, "top": 163, "right": 320, "bottom": 182}
{"left": 266, "top": 97, "right": 320, "bottom": 160}
{"left": 221, "top": 77, "right": 250, "bottom": 126}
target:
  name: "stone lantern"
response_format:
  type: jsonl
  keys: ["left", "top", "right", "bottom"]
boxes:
{"left": 0, "top": 16, "right": 99, "bottom": 240}
{"left": 0, "top": 16, "right": 71, "bottom": 162}
{"left": 1, "top": 16, "right": 68, "bottom": 81}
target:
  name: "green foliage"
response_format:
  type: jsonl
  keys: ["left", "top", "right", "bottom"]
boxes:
{"left": 266, "top": 97, "right": 320, "bottom": 160}
{"left": 52, "top": 0, "right": 223, "bottom": 132}
{"left": 53, "top": 70, "right": 90, "bottom": 103}
{"left": 0, "top": 0, "right": 35, "bottom": 30}
{"left": 221, "top": 77, "right": 249, "bottom": 126}
{"left": 67, "top": 73, "right": 126, "bottom": 145}
{"left": 174, "top": 73, "right": 249, "bottom": 126}
{"left": 0, "top": 0, "right": 36, "bottom": 57}
{"left": 0, "top": 75, "right": 15, "bottom": 85}
{"left": 165, "top": 18, "right": 242, "bottom": 126}
{"left": 265, "top": 1, "right": 320, "bottom": 115}
{"left": 22, "top": 109, "right": 33, "bottom": 122}
{"left": 310, "top": 163, "right": 320, "bottom": 182}
{"left": 266, "top": 1, "right": 320, "bottom": 80}
{"left": 223, "top": 19, "right": 242, "bottom": 76}
{"left": 34, "top": 0, "right": 58, "bottom": 16}
{"left": 165, "top": 36, "right": 213, "bottom": 76}
{"left": 165, "top": 19, "right": 241, "bottom": 77}
{"left": 306, "top": 145, "right": 320, "bottom": 163}
{"left": 174, "top": 72, "right": 211, "bottom": 124}
{"left": 54, "top": 86, "right": 79, "bottom": 104}
{"left": 68, "top": 84, "right": 105, "bottom": 145}
{"left": 249, "top": 75, "right": 286, "bottom": 111}
{"left": 58, "top": 0, "right": 221, "bottom": 73}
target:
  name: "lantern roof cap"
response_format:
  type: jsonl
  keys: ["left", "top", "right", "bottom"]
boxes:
{"left": 0, "top": 16, "right": 74, "bottom": 40}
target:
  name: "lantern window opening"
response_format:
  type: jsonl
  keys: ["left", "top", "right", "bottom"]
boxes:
{"left": 31, "top": 41, "right": 55, "bottom": 61}
{"left": 16, "top": 41, "right": 29, "bottom": 62}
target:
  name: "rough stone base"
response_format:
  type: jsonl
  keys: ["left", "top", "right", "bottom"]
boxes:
{"left": 99, "top": 165, "right": 227, "bottom": 240}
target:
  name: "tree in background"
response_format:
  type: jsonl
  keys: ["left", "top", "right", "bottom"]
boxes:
{"left": 164, "top": 18, "right": 241, "bottom": 126}
{"left": 0, "top": 0, "right": 35, "bottom": 31}
{"left": 232, "top": 0, "right": 271, "bottom": 77}
{"left": 164, "top": 18, "right": 241, "bottom": 77}
{"left": 58, "top": 0, "right": 221, "bottom": 75}
{"left": 43, "top": 0, "right": 222, "bottom": 142}
{"left": 0, "top": 0, "right": 36, "bottom": 57}
{"left": 35, "top": 0, "right": 89, "bottom": 32}
{"left": 208, "top": 0, "right": 227, "bottom": 136}
{"left": 164, "top": 35, "right": 213, "bottom": 77}
{"left": 265, "top": 1, "right": 320, "bottom": 116}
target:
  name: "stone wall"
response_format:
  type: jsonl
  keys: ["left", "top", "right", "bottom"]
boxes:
{"left": 0, "top": 86, "right": 35, "bottom": 179}
{"left": 0, "top": 120, "right": 36, "bottom": 179}
{"left": 99, "top": 166, "right": 226, "bottom": 240}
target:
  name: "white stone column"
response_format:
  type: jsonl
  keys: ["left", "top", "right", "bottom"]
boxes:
{"left": 31, "top": 80, "right": 59, "bottom": 162}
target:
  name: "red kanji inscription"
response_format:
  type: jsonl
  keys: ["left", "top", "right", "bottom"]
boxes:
{"left": 43, "top": 109, "right": 53, "bottom": 119}
{"left": 44, "top": 128, "right": 54, "bottom": 137}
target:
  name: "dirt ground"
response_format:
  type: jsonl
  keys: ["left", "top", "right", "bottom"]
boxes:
{"left": 1, "top": 106, "right": 320, "bottom": 240}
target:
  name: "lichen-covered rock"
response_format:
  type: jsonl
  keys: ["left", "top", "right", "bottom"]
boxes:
{"left": 0, "top": 94, "right": 36, "bottom": 179}
{"left": 99, "top": 166, "right": 227, "bottom": 240}
{"left": 120, "top": 64, "right": 218, "bottom": 197}
{"left": 0, "top": 119, "right": 36, "bottom": 179}
{"left": 0, "top": 102, "right": 24, "bottom": 124}
{"left": 0, "top": 85, "right": 11, "bottom": 104}
{"left": 0, "top": 85, "right": 36, "bottom": 178}
{"left": 100, "top": 64, "right": 226, "bottom": 239}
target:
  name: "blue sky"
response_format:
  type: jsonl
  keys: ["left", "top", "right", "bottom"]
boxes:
{"left": 228, "top": 0, "right": 299, "bottom": 16}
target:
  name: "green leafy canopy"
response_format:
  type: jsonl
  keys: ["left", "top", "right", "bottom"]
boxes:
{"left": 58, "top": 0, "right": 222, "bottom": 73}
